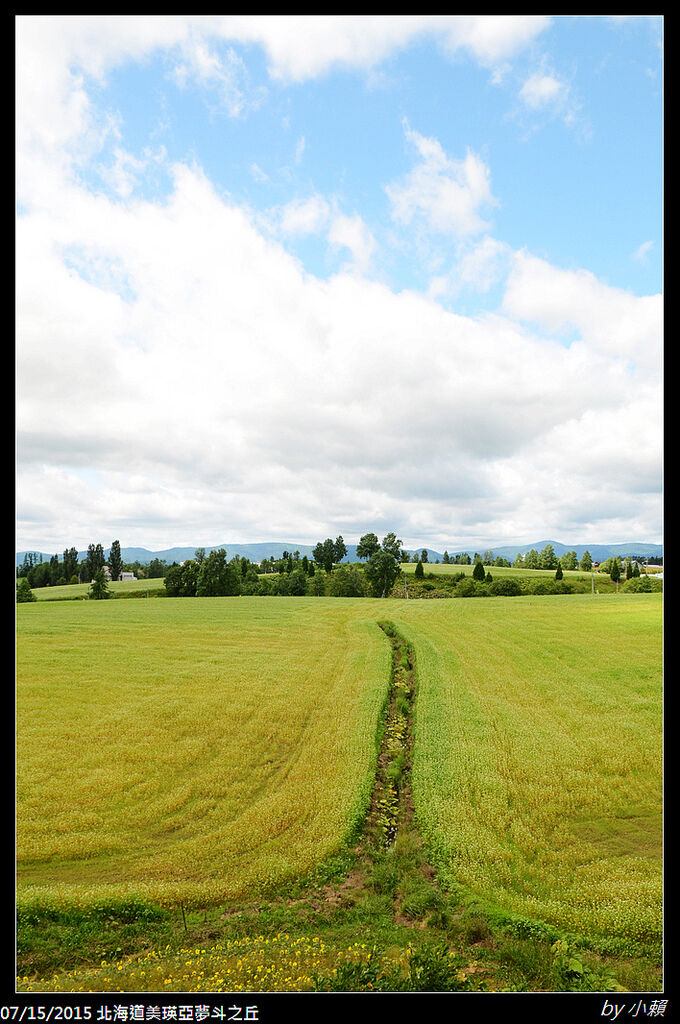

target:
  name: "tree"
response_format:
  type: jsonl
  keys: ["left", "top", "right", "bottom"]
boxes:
{"left": 89, "top": 568, "right": 109, "bottom": 600}
{"left": 421, "top": 549, "right": 429, "bottom": 563}
{"left": 196, "top": 549, "right": 239, "bottom": 596}
{"left": 310, "top": 571, "right": 327, "bottom": 596}
{"left": 539, "top": 544, "right": 558, "bottom": 570}
{"left": 164, "top": 563, "right": 186, "bottom": 596}
{"left": 442, "top": 551, "right": 450, "bottom": 564}
{"left": 109, "top": 540, "right": 122, "bottom": 582}
{"left": 86, "top": 543, "right": 105, "bottom": 580}
{"left": 63, "top": 547, "right": 79, "bottom": 581}
{"left": 287, "top": 568, "right": 309, "bottom": 595}
{"left": 579, "top": 550, "right": 593, "bottom": 572}
{"left": 414, "top": 559, "right": 424, "bottom": 579}
{"left": 333, "top": 536, "right": 347, "bottom": 563}
{"left": 16, "top": 578, "right": 36, "bottom": 603}
{"left": 381, "top": 532, "right": 403, "bottom": 561}
{"left": 329, "top": 565, "right": 365, "bottom": 597}
{"left": 472, "top": 560, "right": 486, "bottom": 582}
{"left": 555, "top": 564, "right": 563, "bottom": 580}
{"left": 524, "top": 549, "right": 539, "bottom": 569}
{"left": 49, "top": 554, "right": 60, "bottom": 586}
{"left": 362, "top": 534, "right": 402, "bottom": 598}
{"left": 610, "top": 558, "right": 621, "bottom": 585}
{"left": 365, "top": 549, "right": 400, "bottom": 597}
{"left": 194, "top": 547, "right": 206, "bottom": 564}
{"left": 313, "top": 539, "right": 337, "bottom": 573}
{"left": 560, "top": 550, "right": 578, "bottom": 571}
{"left": 356, "top": 532, "right": 380, "bottom": 561}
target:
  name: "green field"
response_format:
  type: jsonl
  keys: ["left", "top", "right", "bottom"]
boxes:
{"left": 399, "top": 596, "right": 662, "bottom": 949}
{"left": 29, "top": 576, "right": 168, "bottom": 600}
{"left": 16, "top": 593, "right": 662, "bottom": 988}
{"left": 17, "top": 598, "right": 390, "bottom": 906}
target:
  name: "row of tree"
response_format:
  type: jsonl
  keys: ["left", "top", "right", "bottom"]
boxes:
{"left": 16, "top": 542, "right": 170, "bottom": 589}
{"left": 162, "top": 533, "right": 406, "bottom": 600}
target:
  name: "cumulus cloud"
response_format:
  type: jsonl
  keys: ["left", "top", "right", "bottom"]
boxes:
{"left": 15, "top": 16, "right": 662, "bottom": 551}
{"left": 501, "top": 250, "right": 662, "bottom": 370}
{"left": 519, "top": 71, "right": 566, "bottom": 109}
{"left": 217, "top": 15, "right": 551, "bottom": 83}
{"left": 386, "top": 125, "right": 497, "bottom": 239}
{"left": 16, "top": 161, "right": 661, "bottom": 549}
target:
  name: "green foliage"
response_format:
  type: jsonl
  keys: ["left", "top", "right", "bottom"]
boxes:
{"left": 286, "top": 568, "right": 309, "bottom": 596}
{"left": 365, "top": 549, "right": 400, "bottom": 597}
{"left": 109, "top": 540, "right": 122, "bottom": 583}
{"left": 414, "top": 559, "right": 424, "bottom": 579}
{"left": 86, "top": 543, "right": 105, "bottom": 580}
{"left": 356, "top": 532, "right": 380, "bottom": 561}
{"left": 195, "top": 549, "right": 240, "bottom": 597}
{"left": 164, "top": 560, "right": 200, "bottom": 597}
{"left": 472, "top": 560, "right": 486, "bottom": 582}
{"left": 550, "top": 940, "right": 622, "bottom": 992}
{"left": 88, "top": 569, "right": 109, "bottom": 600}
{"left": 406, "top": 941, "right": 472, "bottom": 991}
{"left": 539, "top": 544, "right": 558, "bottom": 570}
{"left": 313, "top": 538, "right": 336, "bottom": 573}
{"left": 16, "top": 578, "right": 36, "bottom": 603}
{"left": 622, "top": 575, "right": 662, "bottom": 593}
{"left": 488, "top": 578, "right": 522, "bottom": 596}
{"left": 329, "top": 565, "right": 366, "bottom": 597}
{"left": 579, "top": 550, "right": 593, "bottom": 571}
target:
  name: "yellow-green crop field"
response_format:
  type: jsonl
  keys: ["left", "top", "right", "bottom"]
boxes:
{"left": 16, "top": 593, "right": 662, "bottom": 954}
{"left": 16, "top": 598, "right": 391, "bottom": 907}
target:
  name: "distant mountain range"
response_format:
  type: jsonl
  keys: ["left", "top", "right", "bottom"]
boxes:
{"left": 16, "top": 539, "right": 663, "bottom": 566}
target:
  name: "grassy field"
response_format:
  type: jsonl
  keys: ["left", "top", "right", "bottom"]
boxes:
{"left": 28, "top": 576, "right": 168, "bottom": 600}
{"left": 16, "top": 592, "right": 662, "bottom": 990}
{"left": 16, "top": 598, "right": 390, "bottom": 906}
{"left": 395, "top": 595, "right": 662, "bottom": 955}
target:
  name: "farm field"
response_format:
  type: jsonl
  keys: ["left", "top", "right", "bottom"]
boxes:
{"left": 16, "top": 598, "right": 391, "bottom": 905}
{"left": 29, "top": 576, "right": 167, "bottom": 600}
{"left": 16, "top": 593, "right": 662, "bottom": 989}
{"left": 398, "top": 595, "right": 662, "bottom": 951}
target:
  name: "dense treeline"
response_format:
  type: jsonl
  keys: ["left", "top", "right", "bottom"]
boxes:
{"left": 17, "top": 535, "right": 661, "bottom": 602}
{"left": 16, "top": 543, "right": 166, "bottom": 590}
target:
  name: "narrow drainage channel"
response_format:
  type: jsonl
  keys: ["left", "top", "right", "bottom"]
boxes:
{"left": 366, "top": 621, "right": 417, "bottom": 853}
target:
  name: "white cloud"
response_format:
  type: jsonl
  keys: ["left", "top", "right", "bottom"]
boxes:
{"left": 327, "top": 213, "right": 376, "bottom": 273}
{"left": 501, "top": 250, "right": 662, "bottom": 370}
{"left": 429, "top": 236, "right": 512, "bottom": 299}
{"left": 632, "top": 240, "right": 654, "bottom": 262}
{"left": 277, "top": 195, "right": 331, "bottom": 236}
{"left": 16, "top": 162, "right": 661, "bottom": 550}
{"left": 519, "top": 71, "right": 566, "bottom": 110}
{"left": 386, "top": 125, "right": 497, "bottom": 238}
{"left": 217, "top": 15, "right": 551, "bottom": 83}
{"left": 15, "top": 16, "right": 662, "bottom": 551}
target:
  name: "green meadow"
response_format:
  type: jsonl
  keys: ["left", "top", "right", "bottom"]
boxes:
{"left": 16, "top": 593, "right": 662, "bottom": 990}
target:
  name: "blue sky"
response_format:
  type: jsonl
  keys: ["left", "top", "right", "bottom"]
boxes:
{"left": 16, "top": 16, "right": 663, "bottom": 553}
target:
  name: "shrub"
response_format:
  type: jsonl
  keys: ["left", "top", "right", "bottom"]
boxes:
{"left": 489, "top": 578, "right": 522, "bottom": 597}
{"left": 329, "top": 565, "right": 366, "bottom": 597}
{"left": 622, "top": 576, "right": 662, "bottom": 593}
